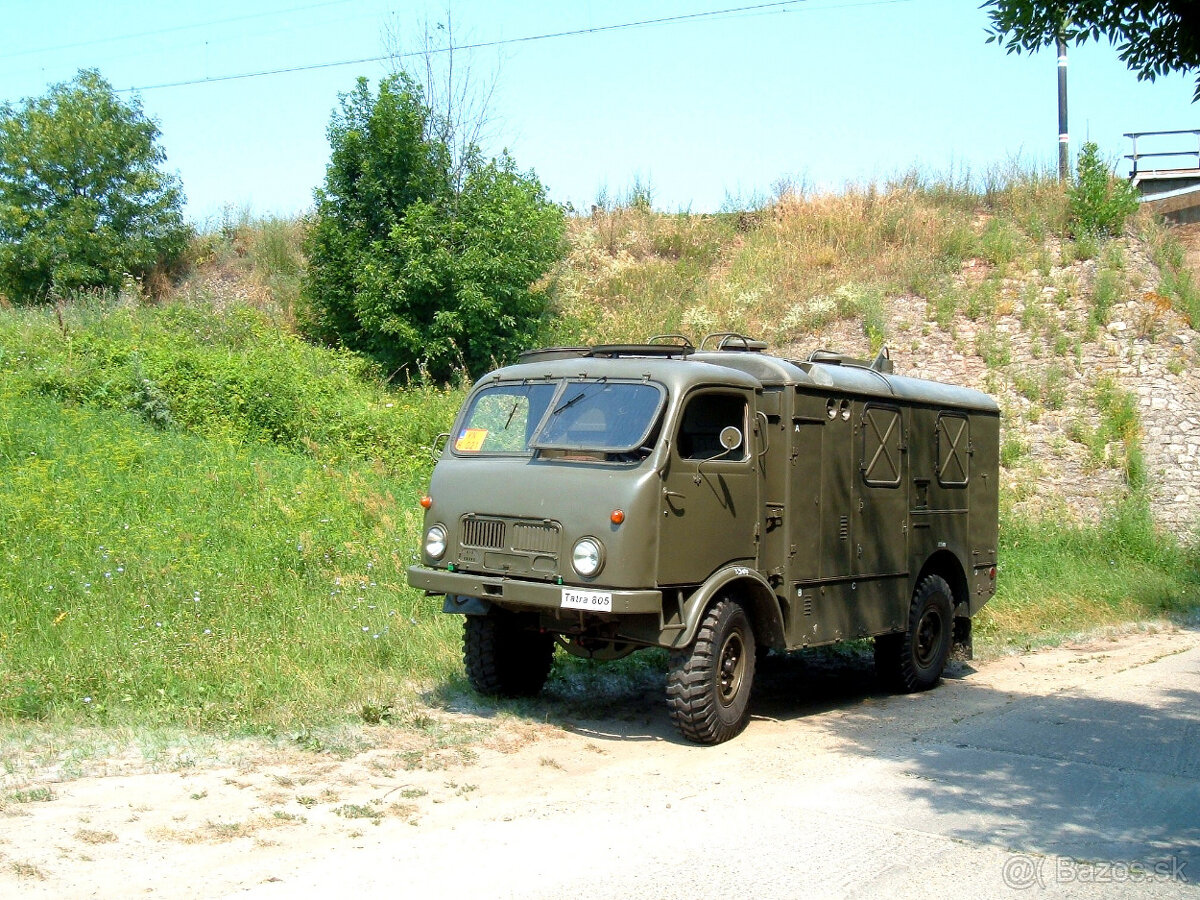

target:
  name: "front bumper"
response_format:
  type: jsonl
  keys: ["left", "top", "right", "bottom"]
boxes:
{"left": 407, "top": 565, "right": 663, "bottom": 615}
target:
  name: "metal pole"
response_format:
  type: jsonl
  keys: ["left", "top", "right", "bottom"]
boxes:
{"left": 1057, "top": 36, "right": 1069, "bottom": 182}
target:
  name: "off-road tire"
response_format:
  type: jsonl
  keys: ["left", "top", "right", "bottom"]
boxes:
{"left": 666, "top": 599, "right": 756, "bottom": 744}
{"left": 463, "top": 613, "right": 555, "bottom": 698}
{"left": 875, "top": 574, "right": 953, "bottom": 693}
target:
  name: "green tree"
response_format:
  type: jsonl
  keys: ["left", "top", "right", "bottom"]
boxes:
{"left": 302, "top": 74, "right": 564, "bottom": 382}
{"left": 0, "top": 69, "right": 188, "bottom": 304}
{"left": 984, "top": 1, "right": 1200, "bottom": 100}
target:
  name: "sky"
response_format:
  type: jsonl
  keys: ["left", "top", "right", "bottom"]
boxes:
{"left": 1, "top": 0, "right": 1197, "bottom": 225}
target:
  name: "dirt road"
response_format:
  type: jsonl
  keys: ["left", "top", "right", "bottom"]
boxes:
{"left": 3, "top": 626, "right": 1199, "bottom": 899}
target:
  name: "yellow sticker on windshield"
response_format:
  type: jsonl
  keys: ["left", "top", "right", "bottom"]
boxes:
{"left": 455, "top": 428, "right": 488, "bottom": 452}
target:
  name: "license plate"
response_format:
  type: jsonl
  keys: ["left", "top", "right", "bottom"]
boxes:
{"left": 560, "top": 588, "right": 613, "bottom": 612}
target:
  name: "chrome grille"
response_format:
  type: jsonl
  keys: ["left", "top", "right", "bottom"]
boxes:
{"left": 461, "top": 517, "right": 506, "bottom": 550}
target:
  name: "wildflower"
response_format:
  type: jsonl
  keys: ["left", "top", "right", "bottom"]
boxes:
{"left": 83, "top": 697, "right": 92, "bottom": 704}
{"left": 53, "top": 611, "right": 67, "bottom": 625}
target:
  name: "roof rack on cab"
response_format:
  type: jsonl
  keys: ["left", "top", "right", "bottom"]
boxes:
{"left": 808, "top": 346, "right": 894, "bottom": 374}
{"left": 516, "top": 334, "right": 697, "bottom": 363}
{"left": 699, "top": 332, "right": 768, "bottom": 352}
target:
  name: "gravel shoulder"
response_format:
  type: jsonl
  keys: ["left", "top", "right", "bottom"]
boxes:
{"left": 2, "top": 625, "right": 1199, "bottom": 899}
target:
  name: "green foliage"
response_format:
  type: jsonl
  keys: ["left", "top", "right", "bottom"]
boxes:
{"left": 0, "top": 298, "right": 468, "bottom": 727}
{"left": 989, "top": 498, "right": 1200, "bottom": 642}
{"left": 0, "top": 386, "right": 461, "bottom": 727}
{"left": 0, "top": 300, "right": 462, "bottom": 469}
{"left": 1141, "top": 220, "right": 1200, "bottom": 327}
{"left": 978, "top": 217, "right": 1027, "bottom": 268}
{"left": 1091, "top": 265, "right": 1123, "bottom": 328}
{"left": 984, "top": 0, "right": 1200, "bottom": 100}
{"left": 1067, "top": 142, "right": 1141, "bottom": 239}
{"left": 0, "top": 69, "right": 189, "bottom": 304}
{"left": 1068, "top": 376, "right": 1145, "bottom": 488}
{"left": 302, "top": 75, "right": 565, "bottom": 383}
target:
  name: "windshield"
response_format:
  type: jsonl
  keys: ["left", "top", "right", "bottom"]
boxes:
{"left": 453, "top": 383, "right": 557, "bottom": 454}
{"left": 531, "top": 380, "right": 665, "bottom": 453}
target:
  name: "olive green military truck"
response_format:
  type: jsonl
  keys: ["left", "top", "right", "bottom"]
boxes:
{"left": 408, "top": 334, "right": 999, "bottom": 744}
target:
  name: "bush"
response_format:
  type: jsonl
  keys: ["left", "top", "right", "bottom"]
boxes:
{"left": 302, "top": 75, "right": 565, "bottom": 382}
{"left": 0, "top": 300, "right": 462, "bottom": 469}
{"left": 1068, "top": 142, "right": 1140, "bottom": 239}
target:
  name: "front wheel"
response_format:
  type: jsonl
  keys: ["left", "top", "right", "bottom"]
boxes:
{"left": 666, "top": 599, "right": 756, "bottom": 744}
{"left": 463, "top": 612, "right": 555, "bottom": 698}
{"left": 875, "top": 574, "right": 953, "bottom": 692}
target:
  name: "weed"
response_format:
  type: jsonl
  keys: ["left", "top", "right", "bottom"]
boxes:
{"left": 74, "top": 829, "right": 117, "bottom": 844}
{"left": 1000, "top": 434, "right": 1028, "bottom": 467}
{"left": 11, "top": 861, "right": 46, "bottom": 880}
{"left": 334, "top": 803, "right": 381, "bottom": 823}
{"left": 2, "top": 786, "right": 55, "bottom": 805}
{"left": 975, "top": 327, "right": 1012, "bottom": 368}
{"left": 986, "top": 498, "right": 1200, "bottom": 641}
{"left": 1068, "top": 142, "right": 1140, "bottom": 239}
{"left": 1091, "top": 267, "right": 1123, "bottom": 329}
{"left": 978, "top": 218, "right": 1026, "bottom": 269}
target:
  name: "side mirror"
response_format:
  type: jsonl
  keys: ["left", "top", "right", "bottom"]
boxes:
{"left": 694, "top": 426, "right": 744, "bottom": 484}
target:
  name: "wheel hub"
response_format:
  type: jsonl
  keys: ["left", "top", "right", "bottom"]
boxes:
{"left": 914, "top": 609, "right": 943, "bottom": 668}
{"left": 718, "top": 631, "right": 745, "bottom": 706}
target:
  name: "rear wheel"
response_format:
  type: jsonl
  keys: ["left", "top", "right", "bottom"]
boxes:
{"left": 667, "top": 599, "right": 756, "bottom": 744}
{"left": 875, "top": 574, "right": 953, "bottom": 692}
{"left": 463, "top": 612, "right": 555, "bottom": 698}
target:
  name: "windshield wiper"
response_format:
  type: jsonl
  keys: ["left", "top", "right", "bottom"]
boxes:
{"left": 551, "top": 391, "right": 586, "bottom": 416}
{"left": 503, "top": 398, "right": 521, "bottom": 430}
{"left": 550, "top": 378, "right": 606, "bottom": 416}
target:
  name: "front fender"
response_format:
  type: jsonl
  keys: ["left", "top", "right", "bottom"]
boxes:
{"left": 669, "top": 565, "right": 785, "bottom": 651}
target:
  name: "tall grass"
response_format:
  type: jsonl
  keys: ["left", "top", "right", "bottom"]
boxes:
{"left": 185, "top": 211, "right": 307, "bottom": 322}
{"left": 983, "top": 498, "right": 1200, "bottom": 645}
{"left": 547, "top": 168, "right": 1071, "bottom": 349}
{"left": 0, "top": 299, "right": 462, "bottom": 471}
{"left": 0, "top": 387, "right": 460, "bottom": 728}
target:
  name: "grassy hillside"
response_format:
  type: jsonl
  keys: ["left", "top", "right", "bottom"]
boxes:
{"left": 1, "top": 175, "right": 1198, "bottom": 733}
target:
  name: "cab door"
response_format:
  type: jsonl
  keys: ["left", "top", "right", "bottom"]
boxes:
{"left": 657, "top": 389, "right": 758, "bottom": 586}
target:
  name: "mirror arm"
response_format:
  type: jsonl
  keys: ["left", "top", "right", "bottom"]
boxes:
{"left": 755, "top": 411, "right": 770, "bottom": 457}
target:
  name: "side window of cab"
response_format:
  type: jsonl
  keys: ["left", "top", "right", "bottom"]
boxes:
{"left": 676, "top": 392, "right": 748, "bottom": 461}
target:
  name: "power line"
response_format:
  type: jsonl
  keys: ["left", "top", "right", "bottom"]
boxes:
{"left": 0, "top": 0, "right": 358, "bottom": 62}
{"left": 118, "top": 0, "right": 911, "bottom": 93}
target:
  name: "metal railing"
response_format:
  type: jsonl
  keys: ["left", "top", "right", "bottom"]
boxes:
{"left": 1124, "top": 129, "right": 1200, "bottom": 176}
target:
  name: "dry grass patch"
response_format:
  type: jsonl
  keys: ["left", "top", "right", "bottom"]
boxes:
{"left": 74, "top": 828, "right": 117, "bottom": 844}
{"left": 149, "top": 813, "right": 302, "bottom": 844}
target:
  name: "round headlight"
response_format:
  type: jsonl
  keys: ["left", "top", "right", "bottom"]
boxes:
{"left": 571, "top": 537, "right": 604, "bottom": 577}
{"left": 425, "top": 524, "right": 447, "bottom": 561}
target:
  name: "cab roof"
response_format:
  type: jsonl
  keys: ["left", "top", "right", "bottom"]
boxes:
{"left": 482, "top": 339, "right": 998, "bottom": 414}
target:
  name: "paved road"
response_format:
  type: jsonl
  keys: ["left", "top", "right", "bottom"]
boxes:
{"left": 227, "top": 630, "right": 1200, "bottom": 900}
